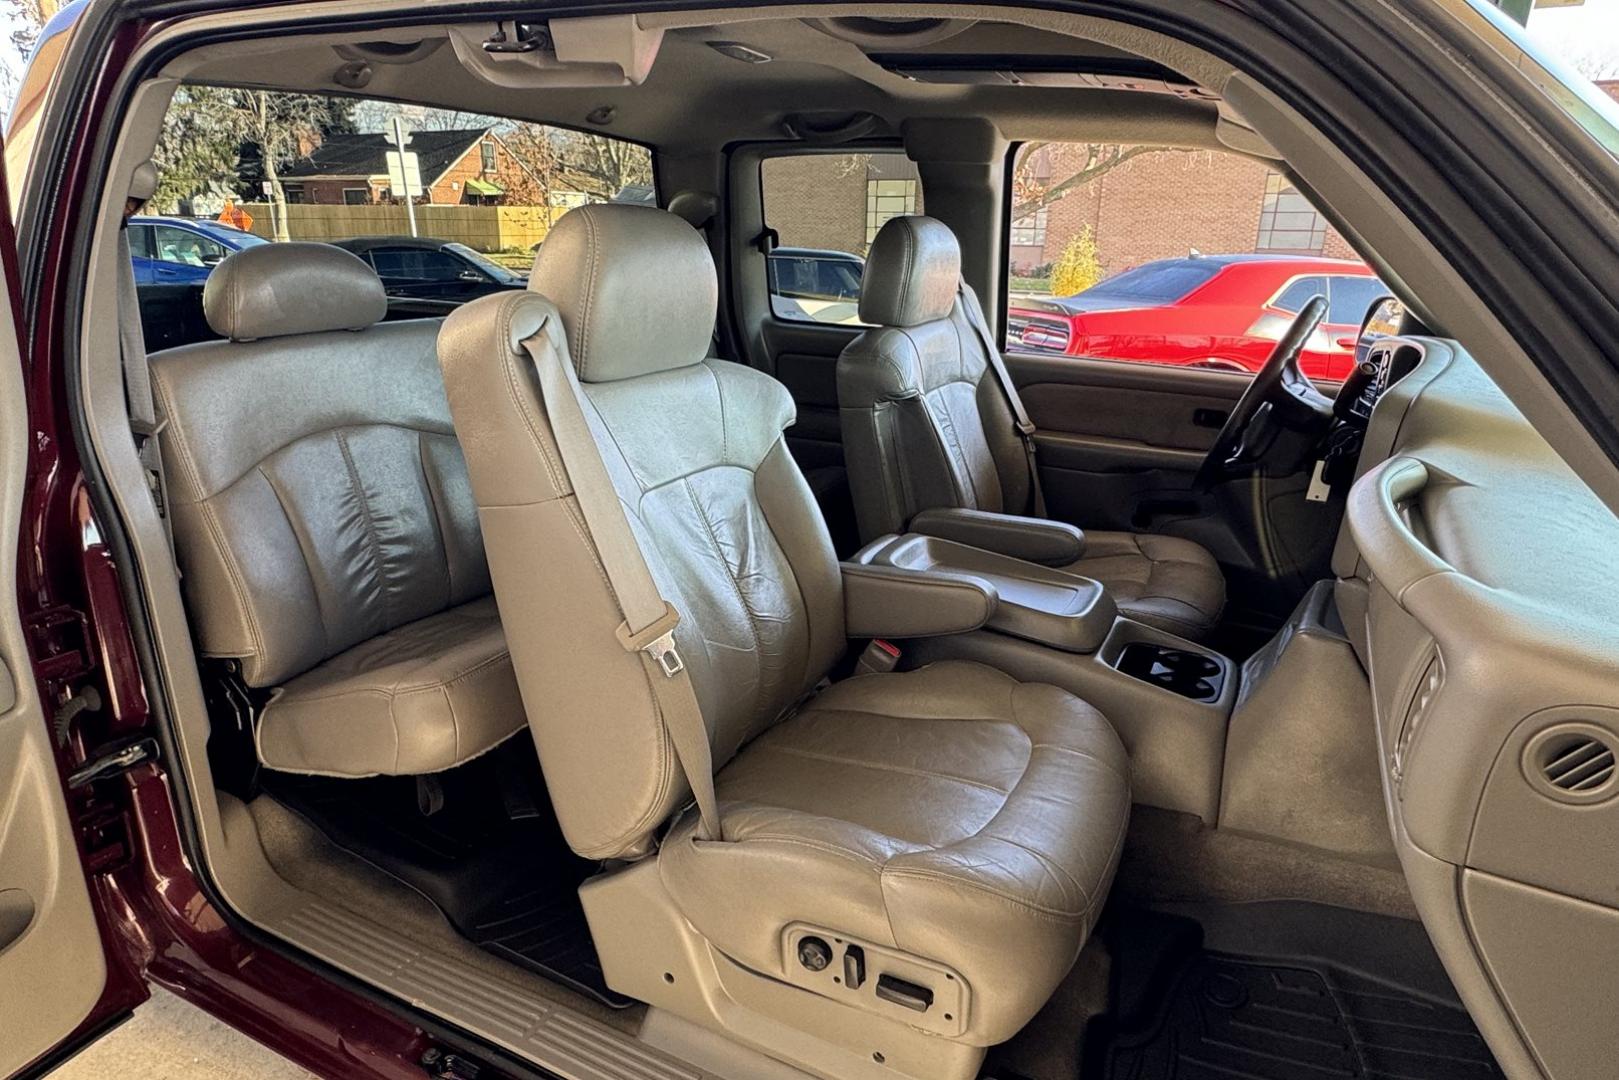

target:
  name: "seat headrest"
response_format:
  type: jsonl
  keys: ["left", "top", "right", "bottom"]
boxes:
{"left": 857, "top": 215, "right": 960, "bottom": 328}
{"left": 203, "top": 242, "right": 388, "bottom": 342}
{"left": 529, "top": 204, "right": 716, "bottom": 383}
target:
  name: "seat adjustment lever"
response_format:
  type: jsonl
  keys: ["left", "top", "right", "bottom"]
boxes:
{"left": 875, "top": 973, "right": 933, "bottom": 1012}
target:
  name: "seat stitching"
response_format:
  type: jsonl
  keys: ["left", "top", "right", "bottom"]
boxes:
{"left": 415, "top": 431, "right": 455, "bottom": 606}
{"left": 577, "top": 208, "right": 601, "bottom": 380}
{"left": 335, "top": 428, "right": 393, "bottom": 628}
{"left": 879, "top": 865, "right": 1090, "bottom": 922}
{"left": 254, "top": 463, "right": 330, "bottom": 656}
{"left": 684, "top": 474, "right": 766, "bottom": 688}
{"left": 725, "top": 831, "right": 887, "bottom": 869}
{"left": 751, "top": 742, "right": 1013, "bottom": 795}
{"left": 280, "top": 648, "right": 512, "bottom": 704}
{"left": 1028, "top": 742, "right": 1132, "bottom": 782}
{"left": 978, "top": 832, "right": 1091, "bottom": 907}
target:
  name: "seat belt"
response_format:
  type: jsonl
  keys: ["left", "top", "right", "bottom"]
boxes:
{"left": 516, "top": 307, "right": 723, "bottom": 842}
{"left": 117, "top": 225, "right": 173, "bottom": 541}
{"left": 958, "top": 281, "right": 1048, "bottom": 518}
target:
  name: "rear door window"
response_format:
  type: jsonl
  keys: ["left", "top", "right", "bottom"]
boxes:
{"left": 1272, "top": 275, "right": 1328, "bottom": 313}
{"left": 1327, "top": 275, "right": 1389, "bottom": 324}
{"left": 760, "top": 151, "right": 919, "bottom": 325}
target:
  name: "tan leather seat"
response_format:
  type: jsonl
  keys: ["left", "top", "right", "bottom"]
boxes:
{"left": 151, "top": 242, "right": 524, "bottom": 777}
{"left": 437, "top": 204, "right": 1129, "bottom": 1052}
{"left": 837, "top": 215, "right": 1226, "bottom": 639}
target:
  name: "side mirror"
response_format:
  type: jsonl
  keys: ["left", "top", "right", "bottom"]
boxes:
{"left": 1354, "top": 296, "right": 1403, "bottom": 366}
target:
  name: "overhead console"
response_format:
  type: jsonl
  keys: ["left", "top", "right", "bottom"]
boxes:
{"left": 446, "top": 15, "right": 663, "bottom": 88}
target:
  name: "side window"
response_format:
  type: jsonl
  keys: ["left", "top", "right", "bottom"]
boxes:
{"left": 1005, "top": 141, "right": 1366, "bottom": 381}
{"left": 760, "top": 151, "right": 920, "bottom": 325}
{"left": 1272, "top": 276, "right": 1328, "bottom": 314}
{"left": 151, "top": 225, "right": 226, "bottom": 266}
{"left": 127, "top": 224, "right": 155, "bottom": 260}
{"left": 144, "top": 83, "right": 653, "bottom": 346}
{"left": 1328, "top": 275, "right": 1390, "bottom": 325}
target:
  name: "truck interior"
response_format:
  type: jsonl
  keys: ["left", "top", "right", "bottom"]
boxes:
{"left": 39, "top": 4, "right": 1619, "bottom": 1080}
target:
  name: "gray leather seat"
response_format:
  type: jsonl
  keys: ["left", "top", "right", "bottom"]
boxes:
{"left": 151, "top": 242, "right": 524, "bottom": 777}
{"left": 437, "top": 204, "right": 1130, "bottom": 1050}
{"left": 838, "top": 215, "right": 1226, "bottom": 640}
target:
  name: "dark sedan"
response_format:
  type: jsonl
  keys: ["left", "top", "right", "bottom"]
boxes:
{"left": 331, "top": 235, "right": 528, "bottom": 305}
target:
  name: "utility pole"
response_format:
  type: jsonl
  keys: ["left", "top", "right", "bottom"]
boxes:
{"left": 390, "top": 116, "right": 419, "bottom": 238}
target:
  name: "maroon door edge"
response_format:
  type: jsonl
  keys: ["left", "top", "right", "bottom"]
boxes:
{"left": 8, "top": 11, "right": 527, "bottom": 1079}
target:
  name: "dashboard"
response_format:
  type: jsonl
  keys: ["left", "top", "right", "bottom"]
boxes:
{"left": 1332, "top": 337, "right": 1619, "bottom": 1080}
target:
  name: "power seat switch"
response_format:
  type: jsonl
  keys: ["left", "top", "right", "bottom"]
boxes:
{"left": 797, "top": 936, "right": 833, "bottom": 972}
{"left": 875, "top": 974, "right": 933, "bottom": 1013}
{"left": 843, "top": 944, "right": 866, "bottom": 990}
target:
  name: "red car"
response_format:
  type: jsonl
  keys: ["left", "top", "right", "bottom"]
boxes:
{"left": 1007, "top": 254, "right": 1386, "bottom": 380}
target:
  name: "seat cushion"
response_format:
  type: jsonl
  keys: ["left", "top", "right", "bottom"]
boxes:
{"left": 657, "top": 661, "right": 1130, "bottom": 1046}
{"left": 255, "top": 597, "right": 525, "bottom": 777}
{"left": 1063, "top": 531, "right": 1225, "bottom": 640}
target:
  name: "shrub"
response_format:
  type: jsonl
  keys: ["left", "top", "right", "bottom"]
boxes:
{"left": 1050, "top": 227, "right": 1102, "bottom": 297}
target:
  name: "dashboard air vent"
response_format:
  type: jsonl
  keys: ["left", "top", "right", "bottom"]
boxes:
{"left": 1525, "top": 724, "right": 1619, "bottom": 804}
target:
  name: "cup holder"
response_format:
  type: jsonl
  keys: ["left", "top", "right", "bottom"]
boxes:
{"left": 1116, "top": 642, "right": 1226, "bottom": 703}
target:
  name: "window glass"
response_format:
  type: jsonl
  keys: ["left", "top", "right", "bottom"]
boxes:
{"left": 1006, "top": 141, "right": 1379, "bottom": 381}
{"left": 136, "top": 84, "right": 653, "bottom": 347}
{"left": 127, "top": 224, "right": 155, "bottom": 260}
{"left": 1272, "top": 276, "right": 1328, "bottom": 314}
{"left": 1328, "top": 275, "right": 1391, "bottom": 325}
{"left": 152, "top": 225, "right": 226, "bottom": 266}
{"left": 370, "top": 248, "right": 466, "bottom": 281}
{"left": 761, "top": 151, "right": 920, "bottom": 325}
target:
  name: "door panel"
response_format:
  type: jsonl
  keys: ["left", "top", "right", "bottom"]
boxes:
{"left": 765, "top": 319, "right": 854, "bottom": 474}
{"left": 1011, "top": 354, "right": 1247, "bottom": 531}
{"left": 0, "top": 139, "right": 113, "bottom": 1076}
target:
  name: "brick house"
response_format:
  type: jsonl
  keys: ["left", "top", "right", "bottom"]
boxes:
{"left": 278, "top": 127, "right": 561, "bottom": 207}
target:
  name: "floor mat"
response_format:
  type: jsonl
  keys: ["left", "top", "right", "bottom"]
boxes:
{"left": 1086, "top": 904, "right": 1505, "bottom": 1080}
{"left": 262, "top": 742, "right": 632, "bottom": 1009}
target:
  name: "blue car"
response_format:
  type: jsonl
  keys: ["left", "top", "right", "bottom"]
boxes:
{"left": 127, "top": 215, "right": 268, "bottom": 285}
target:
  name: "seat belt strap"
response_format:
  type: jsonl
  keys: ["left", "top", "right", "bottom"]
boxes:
{"left": 958, "top": 281, "right": 1047, "bottom": 518}
{"left": 117, "top": 227, "right": 174, "bottom": 539}
{"left": 517, "top": 309, "right": 722, "bottom": 842}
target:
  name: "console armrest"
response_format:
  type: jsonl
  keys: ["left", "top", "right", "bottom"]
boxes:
{"left": 909, "top": 508, "right": 1084, "bottom": 567}
{"left": 840, "top": 563, "right": 998, "bottom": 640}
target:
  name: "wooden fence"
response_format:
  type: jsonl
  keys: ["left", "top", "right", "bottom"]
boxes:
{"left": 239, "top": 202, "right": 564, "bottom": 253}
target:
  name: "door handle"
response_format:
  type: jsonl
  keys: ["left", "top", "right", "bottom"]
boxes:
{"left": 1192, "top": 408, "right": 1229, "bottom": 429}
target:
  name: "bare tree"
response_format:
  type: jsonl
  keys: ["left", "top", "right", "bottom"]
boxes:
{"left": 555, "top": 129, "right": 652, "bottom": 199}
{"left": 1011, "top": 142, "right": 1185, "bottom": 223}
{"left": 239, "top": 90, "right": 342, "bottom": 240}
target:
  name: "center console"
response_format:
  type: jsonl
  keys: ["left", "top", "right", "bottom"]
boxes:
{"left": 847, "top": 532, "right": 1237, "bottom": 821}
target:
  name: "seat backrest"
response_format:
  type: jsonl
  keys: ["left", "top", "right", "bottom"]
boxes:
{"left": 438, "top": 204, "right": 845, "bottom": 861}
{"left": 837, "top": 215, "right": 1031, "bottom": 541}
{"left": 151, "top": 242, "right": 491, "bottom": 688}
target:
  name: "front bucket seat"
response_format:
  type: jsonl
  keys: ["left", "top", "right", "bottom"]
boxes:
{"left": 437, "top": 205, "right": 1130, "bottom": 1075}
{"left": 838, "top": 215, "right": 1226, "bottom": 640}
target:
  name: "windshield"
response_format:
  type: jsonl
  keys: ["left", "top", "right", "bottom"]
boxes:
{"left": 1464, "top": 0, "right": 1619, "bottom": 158}
{"left": 1077, "top": 260, "right": 1222, "bottom": 304}
{"left": 446, "top": 242, "right": 522, "bottom": 282}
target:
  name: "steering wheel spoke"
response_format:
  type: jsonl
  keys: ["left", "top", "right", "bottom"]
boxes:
{"left": 1195, "top": 295, "right": 1332, "bottom": 488}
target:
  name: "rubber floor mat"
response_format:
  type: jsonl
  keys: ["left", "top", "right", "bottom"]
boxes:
{"left": 262, "top": 742, "right": 633, "bottom": 1009}
{"left": 1087, "top": 907, "right": 1504, "bottom": 1080}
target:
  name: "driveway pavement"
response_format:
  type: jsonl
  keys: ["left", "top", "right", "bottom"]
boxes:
{"left": 50, "top": 988, "right": 315, "bottom": 1079}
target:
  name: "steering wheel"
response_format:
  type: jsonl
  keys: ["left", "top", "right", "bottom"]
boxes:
{"left": 1194, "top": 294, "right": 1333, "bottom": 487}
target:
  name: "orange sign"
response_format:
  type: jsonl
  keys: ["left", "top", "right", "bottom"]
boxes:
{"left": 217, "top": 200, "right": 254, "bottom": 232}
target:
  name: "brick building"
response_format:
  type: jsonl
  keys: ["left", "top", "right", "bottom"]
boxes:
{"left": 1010, "top": 143, "right": 1356, "bottom": 277}
{"left": 278, "top": 127, "right": 556, "bottom": 207}
{"left": 763, "top": 152, "right": 922, "bottom": 256}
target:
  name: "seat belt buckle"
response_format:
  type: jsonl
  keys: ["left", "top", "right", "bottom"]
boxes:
{"left": 855, "top": 639, "right": 901, "bottom": 676}
{"left": 616, "top": 602, "right": 685, "bottom": 678}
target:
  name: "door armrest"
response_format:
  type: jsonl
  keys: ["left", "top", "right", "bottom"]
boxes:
{"left": 908, "top": 507, "right": 1084, "bottom": 567}
{"left": 840, "top": 562, "right": 998, "bottom": 640}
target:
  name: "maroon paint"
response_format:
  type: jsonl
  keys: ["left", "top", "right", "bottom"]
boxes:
{"left": 12, "top": 14, "right": 506, "bottom": 1078}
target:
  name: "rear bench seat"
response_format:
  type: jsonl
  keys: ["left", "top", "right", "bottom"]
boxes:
{"left": 150, "top": 242, "right": 524, "bottom": 776}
